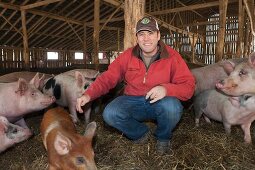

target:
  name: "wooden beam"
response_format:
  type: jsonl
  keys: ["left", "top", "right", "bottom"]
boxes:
{"left": 0, "top": 2, "right": 83, "bottom": 25}
{"left": 93, "top": 0, "right": 100, "bottom": 70}
{"left": 21, "top": 9, "right": 29, "bottom": 70}
{"left": 83, "top": 24, "right": 87, "bottom": 67}
{"left": 0, "top": 13, "right": 23, "bottom": 35}
{"left": 236, "top": 0, "right": 244, "bottom": 57}
{"left": 20, "top": 0, "right": 62, "bottom": 10}
{"left": 99, "top": 3, "right": 122, "bottom": 33}
{"left": 67, "top": 22, "right": 83, "bottom": 44}
{"left": 216, "top": 0, "right": 228, "bottom": 62}
{"left": 124, "top": 0, "right": 145, "bottom": 50}
{"left": 176, "top": 0, "right": 205, "bottom": 18}
{"left": 150, "top": 0, "right": 238, "bottom": 16}
{"left": 243, "top": 0, "right": 255, "bottom": 37}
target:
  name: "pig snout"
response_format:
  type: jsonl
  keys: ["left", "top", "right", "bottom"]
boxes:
{"left": 41, "top": 96, "right": 56, "bottom": 106}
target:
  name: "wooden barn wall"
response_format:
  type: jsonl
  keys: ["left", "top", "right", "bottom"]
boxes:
{"left": 162, "top": 14, "right": 254, "bottom": 65}
{"left": 0, "top": 46, "right": 86, "bottom": 69}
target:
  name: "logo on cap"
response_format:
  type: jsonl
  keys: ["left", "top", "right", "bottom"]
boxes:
{"left": 141, "top": 18, "right": 150, "bottom": 25}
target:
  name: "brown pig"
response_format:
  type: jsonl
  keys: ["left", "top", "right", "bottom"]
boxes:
{"left": 216, "top": 52, "right": 255, "bottom": 96}
{"left": 40, "top": 107, "right": 97, "bottom": 170}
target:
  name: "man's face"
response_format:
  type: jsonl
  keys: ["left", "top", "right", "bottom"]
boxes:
{"left": 136, "top": 30, "right": 160, "bottom": 57}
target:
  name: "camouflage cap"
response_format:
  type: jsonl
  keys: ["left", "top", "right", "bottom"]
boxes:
{"left": 136, "top": 16, "right": 159, "bottom": 33}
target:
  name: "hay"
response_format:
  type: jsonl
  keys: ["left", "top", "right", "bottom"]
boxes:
{"left": 1, "top": 107, "right": 255, "bottom": 170}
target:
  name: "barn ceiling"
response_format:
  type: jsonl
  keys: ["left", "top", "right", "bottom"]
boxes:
{"left": 0, "top": 0, "right": 240, "bottom": 52}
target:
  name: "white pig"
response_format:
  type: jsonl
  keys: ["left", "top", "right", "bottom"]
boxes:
{"left": 0, "top": 73, "right": 55, "bottom": 131}
{"left": 0, "top": 116, "right": 32, "bottom": 153}
{"left": 194, "top": 89, "right": 255, "bottom": 143}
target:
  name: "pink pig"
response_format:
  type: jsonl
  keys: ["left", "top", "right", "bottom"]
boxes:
{"left": 0, "top": 116, "right": 32, "bottom": 153}
{"left": 0, "top": 73, "right": 55, "bottom": 131}
{"left": 194, "top": 89, "right": 255, "bottom": 143}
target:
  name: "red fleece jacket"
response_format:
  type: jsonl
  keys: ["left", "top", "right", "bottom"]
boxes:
{"left": 85, "top": 41, "right": 195, "bottom": 101}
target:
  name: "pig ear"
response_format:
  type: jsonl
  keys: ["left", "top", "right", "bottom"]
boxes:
{"left": 221, "top": 60, "right": 235, "bottom": 75}
{"left": 38, "top": 74, "right": 45, "bottom": 90}
{"left": 248, "top": 52, "right": 255, "bottom": 67}
{"left": 75, "top": 71, "right": 85, "bottom": 88}
{"left": 228, "top": 97, "right": 240, "bottom": 108}
{"left": 54, "top": 132, "right": 72, "bottom": 155}
{"left": 17, "top": 78, "right": 28, "bottom": 95}
{"left": 84, "top": 121, "right": 97, "bottom": 139}
{"left": 29, "top": 72, "right": 40, "bottom": 89}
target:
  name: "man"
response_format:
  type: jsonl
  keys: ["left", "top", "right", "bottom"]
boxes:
{"left": 76, "top": 16, "right": 195, "bottom": 155}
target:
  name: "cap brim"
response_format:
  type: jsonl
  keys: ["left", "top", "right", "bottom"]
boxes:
{"left": 136, "top": 28, "right": 158, "bottom": 33}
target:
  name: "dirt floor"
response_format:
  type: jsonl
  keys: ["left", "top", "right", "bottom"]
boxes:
{"left": 1, "top": 100, "right": 255, "bottom": 170}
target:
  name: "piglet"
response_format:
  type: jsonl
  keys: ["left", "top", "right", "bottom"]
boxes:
{"left": 42, "top": 71, "right": 94, "bottom": 123}
{"left": 40, "top": 107, "right": 97, "bottom": 170}
{"left": 0, "top": 116, "right": 32, "bottom": 153}
{"left": 194, "top": 89, "right": 255, "bottom": 143}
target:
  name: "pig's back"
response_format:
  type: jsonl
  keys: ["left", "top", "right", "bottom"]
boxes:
{"left": 40, "top": 107, "right": 76, "bottom": 136}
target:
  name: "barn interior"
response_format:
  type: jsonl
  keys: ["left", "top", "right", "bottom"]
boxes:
{"left": 1, "top": 0, "right": 255, "bottom": 169}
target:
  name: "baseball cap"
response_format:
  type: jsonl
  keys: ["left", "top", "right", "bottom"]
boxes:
{"left": 136, "top": 16, "right": 159, "bottom": 33}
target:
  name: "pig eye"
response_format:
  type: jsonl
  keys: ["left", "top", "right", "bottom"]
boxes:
{"left": 84, "top": 83, "right": 90, "bottom": 90}
{"left": 76, "top": 156, "right": 86, "bottom": 165}
{"left": 244, "top": 95, "right": 252, "bottom": 101}
{"left": 239, "top": 69, "right": 247, "bottom": 76}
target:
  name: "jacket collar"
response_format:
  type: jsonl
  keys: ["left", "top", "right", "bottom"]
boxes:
{"left": 132, "top": 40, "right": 169, "bottom": 59}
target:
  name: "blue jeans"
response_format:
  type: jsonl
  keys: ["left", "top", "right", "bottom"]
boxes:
{"left": 102, "top": 95, "right": 183, "bottom": 142}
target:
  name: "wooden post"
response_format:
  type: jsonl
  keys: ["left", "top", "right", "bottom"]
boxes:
{"left": 83, "top": 23, "right": 87, "bottom": 68}
{"left": 21, "top": 9, "right": 29, "bottom": 70}
{"left": 236, "top": 0, "right": 244, "bottom": 58}
{"left": 216, "top": 0, "right": 228, "bottom": 62}
{"left": 93, "top": 0, "right": 100, "bottom": 70}
{"left": 117, "top": 28, "right": 120, "bottom": 51}
{"left": 124, "top": 0, "right": 145, "bottom": 50}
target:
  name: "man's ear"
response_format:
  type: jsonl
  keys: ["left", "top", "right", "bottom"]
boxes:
{"left": 157, "top": 31, "right": 161, "bottom": 40}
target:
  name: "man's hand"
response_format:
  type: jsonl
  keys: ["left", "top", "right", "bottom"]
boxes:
{"left": 76, "top": 94, "right": 91, "bottom": 113}
{"left": 145, "top": 85, "right": 167, "bottom": 103}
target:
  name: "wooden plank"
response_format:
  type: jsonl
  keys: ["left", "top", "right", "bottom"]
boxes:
{"left": 236, "top": 0, "right": 244, "bottom": 58}
{"left": 216, "top": 0, "right": 228, "bottom": 62}
{"left": 93, "top": 0, "right": 100, "bottom": 70}
{"left": 150, "top": 0, "right": 237, "bottom": 16}
{"left": 21, "top": 0, "right": 62, "bottom": 10}
{"left": 124, "top": 0, "right": 145, "bottom": 50}
{"left": 21, "top": 9, "right": 30, "bottom": 70}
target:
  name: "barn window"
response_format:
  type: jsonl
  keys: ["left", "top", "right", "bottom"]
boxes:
{"left": 47, "top": 52, "right": 58, "bottom": 60}
{"left": 98, "top": 52, "right": 103, "bottom": 59}
{"left": 75, "top": 52, "right": 83, "bottom": 59}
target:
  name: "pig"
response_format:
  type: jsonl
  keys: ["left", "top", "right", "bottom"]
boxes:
{"left": 216, "top": 52, "right": 255, "bottom": 96}
{"left": 63, "top": 69, "right": 100, "bottom": 80}
{"left": 0, "top": 73, "right": 55, "bottom": 132}
{"left": 194, "top": 89, "right": 255, "bottom": 143}
{"left": 0, "top": 116, "right": 32, "bottom": 153}
{"left": 191, "top": 58, "right": 247, "bottom": 95}
{"left": 42, "top": 71, "right": 94, "bottom": 123}
{"left": 40, "top": 107, "right": 97, "bottom": 170}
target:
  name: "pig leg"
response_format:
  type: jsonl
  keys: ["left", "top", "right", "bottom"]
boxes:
{"left": 203, "top": 115, "right": 211, "bottom": 123}
{"left": 223, "top": 122, "right": 231, "bottom": 135}
{"left": 69, "top": 106, "right": 79, "bottom": 123}
{"left": 241, "top": 123, "right": 252, "bottom": 144}
{"left": 84, "top": 107, "right": 91, "bottom": 125}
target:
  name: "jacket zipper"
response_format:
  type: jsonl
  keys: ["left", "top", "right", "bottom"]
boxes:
{"left": 143, "top": 72, "right": 147, "bottom": 84}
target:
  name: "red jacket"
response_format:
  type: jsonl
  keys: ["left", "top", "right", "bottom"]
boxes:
{"left": 85, "top": 41, "right": 195, "bottom": 101}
